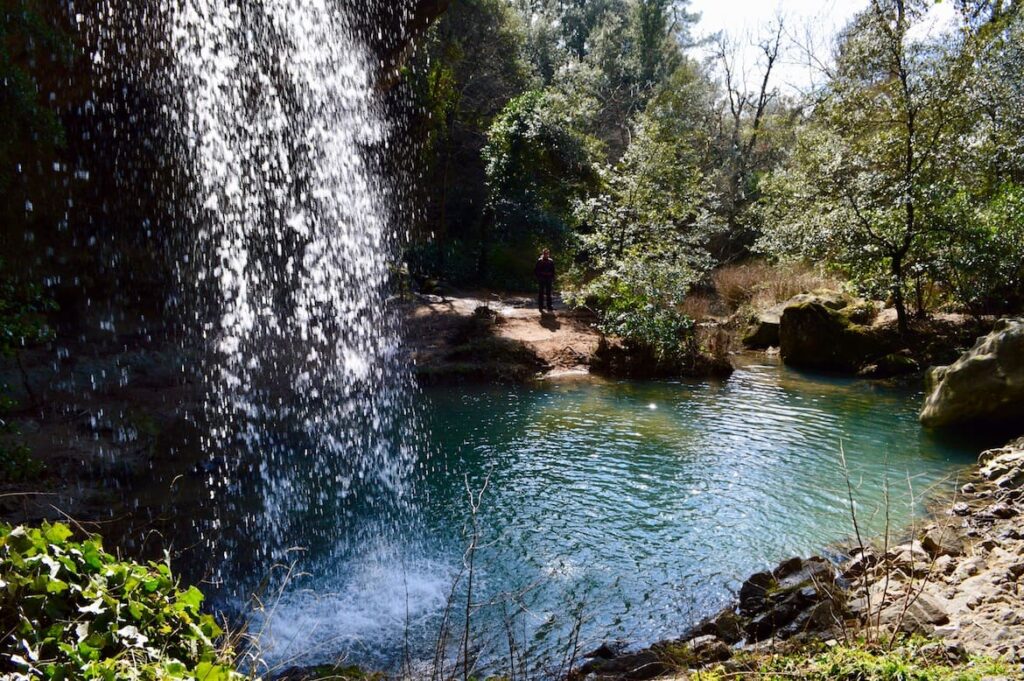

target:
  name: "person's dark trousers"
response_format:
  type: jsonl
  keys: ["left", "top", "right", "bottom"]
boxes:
{"left": 538, "top": 280, "right": 553, "bottom": 311}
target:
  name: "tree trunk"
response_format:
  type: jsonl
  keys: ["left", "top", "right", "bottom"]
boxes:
{"left": 892, "top": 255, "right": 909, "bottom": 336}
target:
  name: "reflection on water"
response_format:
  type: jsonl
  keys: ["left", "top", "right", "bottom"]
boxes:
{"left": 248, "top": 362, "right": 982, "bottom": 669}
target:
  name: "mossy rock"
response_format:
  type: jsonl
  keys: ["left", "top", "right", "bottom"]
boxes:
{"left": 744, "top": 292, "right": 854, "bottom": 350}
{"left": 920, "top": 317, "right": 1024, "bottom": 428}
{"left": 779, "top": 301, "right": 886, "bottom": 372}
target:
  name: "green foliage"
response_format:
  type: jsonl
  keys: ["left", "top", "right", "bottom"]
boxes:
{"left": 565, "top": 60, "right": 719, "bottom": 365}
{"left": 1, "top": 257, "right": 56, "bottom": 359}
{"left": 0, "top": 257, "right": 54, "bottom": 482}
{"left": 757, "top": 3, "right": 1024, "bottom": 324}
{"left": 571, "top": 61, "right": 719, "bottom": 282}
{"left": 0, "top": 436, "right": 43, "bottom": 483}
{"left": 709, "top": 637, "right": 1017, "bottom": 681}
{"left": 483, "top": 89, "right": 599, "bottom": 245}
{"left": 0, "top": 522, "right": 242, "bottom": 680}
{"left": 405, "top": 239, "right": 481, "bottom": 288}
{"left": 932, "top": 183, "right": 1024, "bottom": 314}
{"left": 576, "top": 258, "right": 699, "bottom": 364}
{"left": 405, "top": 0, "right": 534, "bottom": 272}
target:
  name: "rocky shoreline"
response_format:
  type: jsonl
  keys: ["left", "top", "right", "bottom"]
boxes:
{"left": 573, "top": 437, "right": 1024, "bottom": 680}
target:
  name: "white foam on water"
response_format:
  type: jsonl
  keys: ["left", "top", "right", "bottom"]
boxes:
{"left": 251, "top": 552, "right": 454, "bottom": 667}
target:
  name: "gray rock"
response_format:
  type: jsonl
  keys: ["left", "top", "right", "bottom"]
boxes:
{"left": 843, "top": 550, "right": 880, "bottom": 579}
{"left": 952, "top": 502, "right": 971, "bottom": 516}
{"left": 995, "top": 469, "right": 1024, "bottom": 490}
{"left": 986, "top": 503, "right": 1018, "bottom": 520}
{"left": 921, "top": 529, "right": 964, "bottom": 558}
{"left": 739, "top": 570, "right": 776, "bottom": 615}
{"left": 743, "top": 308, "right": 783, "bottom": 349}
{"left": 683, "top": 635, "right": 732, "bottom": 665}
{"left": 711, "top": 610, "right": 744, "bottom": 644}
{"left": 881, "top": 592, "right": 950, "bottom": 635}
{"left": 744, "top": 293, "right": 852, "bottom": 350}
{"left": 920, "top": 318, "right": 1024, "bottom": 428}
{"left": 742, "top": 557, "right": 841, "bottom": 642}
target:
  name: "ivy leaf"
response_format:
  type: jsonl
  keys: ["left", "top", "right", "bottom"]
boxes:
{"left": 78, "top": 598, "right": 105, "bottom": 615}
{"left": 43, "top": 523, "right": 73, "bottom": 545}
{"left": 45, "top": 578, "right": 68, "bottom": 594}
{"left": 177, "top": 585, "right": 204, "bottom": 613}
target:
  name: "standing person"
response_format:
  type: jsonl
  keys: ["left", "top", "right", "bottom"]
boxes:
{"left": 534, "top": 248, "right": 555, "bottom": 313}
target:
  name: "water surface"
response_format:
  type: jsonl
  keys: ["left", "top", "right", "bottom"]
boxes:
{"left": 252, "top": 361, "right": 981, "bottom": 670}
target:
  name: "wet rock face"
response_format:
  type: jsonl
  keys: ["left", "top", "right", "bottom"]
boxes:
{"left": 348, "top": 0, "right": 451, "bottom": 77}
{"left": 920, "top": 318, "right": 1024, "bottom": 429}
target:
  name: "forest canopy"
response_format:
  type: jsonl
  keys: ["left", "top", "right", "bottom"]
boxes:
{"left": 404, "top": 0, "right": 1024, "bottom": 336}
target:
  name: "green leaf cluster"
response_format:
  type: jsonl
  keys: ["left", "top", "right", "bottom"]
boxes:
{"left": 483, "top": 89, "right": 599, "bottom": 245}
{"left": 0, "top": 523, "right": 242, "bottom": 680}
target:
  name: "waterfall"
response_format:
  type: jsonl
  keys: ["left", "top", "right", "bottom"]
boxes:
{"left": 86, "top": 0, "right": 441, "bottom": 666}
{"left": 80, "top": 0, "right": 424, "bottom": 596}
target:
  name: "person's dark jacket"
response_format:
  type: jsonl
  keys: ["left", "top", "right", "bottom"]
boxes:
{"left": 535, "top": 257, "right": 555, "bottom": 282}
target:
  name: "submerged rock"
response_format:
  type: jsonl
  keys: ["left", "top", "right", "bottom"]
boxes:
{"left": 920, "top": 318, "right": 1024, "bottom": 429}
{"left": 859, "top": 351, "right": 920, "bottom": 378}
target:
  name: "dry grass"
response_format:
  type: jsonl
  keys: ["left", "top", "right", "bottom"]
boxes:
{"left": 678, "top": 293, "right": 717, "bottom": 320}
{"left": 712, "top": 261, "right": 843, "bottom": 313}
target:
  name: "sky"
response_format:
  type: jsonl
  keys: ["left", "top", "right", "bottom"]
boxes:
{"left": 686, "top": 0, "right": 959, "bottom": 93}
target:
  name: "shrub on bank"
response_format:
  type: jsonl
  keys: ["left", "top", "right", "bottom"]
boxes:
{"left": 698, "top": 638, "right": 1015, "bottom": 681}
{"left": 0, "top": 522, "right": 240, "bottom": 680}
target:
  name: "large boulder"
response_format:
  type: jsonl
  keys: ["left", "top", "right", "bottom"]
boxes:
{"left": 920, "top": 318, "right": 1024, "bottom": 429}
{"left": 743, "top": 292, "right": 849, "bottom": 350}
{"left": 779, "top": 300, "right": 886, "bottom": 372}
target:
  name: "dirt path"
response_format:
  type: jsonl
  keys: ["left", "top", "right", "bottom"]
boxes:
{"left": 403, "top": 291, "right": 603, "bottom": 379}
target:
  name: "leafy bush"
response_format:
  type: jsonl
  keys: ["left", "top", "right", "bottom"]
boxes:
{"left": 571, "top": 260, "right": 700, "bottom": 364}
{"left": 933, "top": 183, "right": 1024, "bottom": 315}
{"left": 483, "top": 89, "right": 598, "bottom": 245}
{"left": 0, "top": 523, "right": 241, "bottom": 680}
{"left": 404, "top": 239, "right": 481, "bottom": 288}
{"left": 1, "top": 257, "right": 55, "bottom": 482}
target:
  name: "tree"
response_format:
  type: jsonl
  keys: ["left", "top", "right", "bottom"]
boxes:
{"left": 567, "top": 59, "right": 720, "bottom": 362}
{"left": 929, "top": 4, "right": 1024, "bottom": 313}
{"left": 405, "top": 0, "right": 534, "bottom": 282}
{"left": 707, "top": 21, "right": 791, "bottom": 260}
{"left": 482, "top": 89, "right": 598, "bottom": 266}
{"left": 538, "top": 0, "right": 696, "bottom": 160}
{"left": 758, "top": 0, "right": 971, "bottom": 335}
